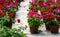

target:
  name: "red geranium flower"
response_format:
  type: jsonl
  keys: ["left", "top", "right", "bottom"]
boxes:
{"left": 1, "top": 13, "right": 6, "bottom": 17}
{"left": 14, "top": 1, "right": 19, "bottom": 7}
{"left": 49, "top": 16, "right": 55, "bottom": 20}
{"left": 8, "top": 12, "right": 15, "bottom": 18}
{"left": 38, "top": 1, "right": 48, "bottom": 6}
{"left": 48, "top": 6, "right": 51, "bottom": 9}
{"left": 43, "top": 13, "right": 55, "bottom": 21}
{"left": 5, "top": 0, "right": 11, "bottom": 4}
{"left": 30, "top": 2, "right": 37, "bottom": 6}
{"left": 28, "top": 12, "right": 36, "bottom": 18}
{"left": 44, "top": 17, "right": 50, "bottom": 21}
{"left": 40, "top": 10, "right": 49, "bottom": 15}
{"left": 32, "top": 8, "right": 37, "bottom": 12}
{"left": 4, "top": 6, "right": 8, "bottom": 10}
{"left": 38, "top": 1, "right": 43, "bottom": 6}
{"left": 47, "top": 13, "right": 54, "bottom": 17}
{"left": 29, "top": 8, "right": 37, "bottom": 14}
{"left": 57, "top": 15, "right": 60, "bottom": 19}
{"left": 0, "top": 0, "right": 4, "bottom": 4}
{"left": 34, "top": 14, "right": 43, "bottom": 18}
{"left": 30, "top": 0, "right": 37, "bottom": 6}
{"left": 56, "top": 0, "right": 60, "bottom": 6}
{"left": 0, "top": 12, "right": 2, "bottom": 15}
{"left": 0, "top": 5, "right": 4, "bottom": 10}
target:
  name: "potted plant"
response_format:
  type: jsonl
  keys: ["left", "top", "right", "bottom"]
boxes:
{"left": 46, "top": 19, "right": 59, "bottom": 33}
{"left": 28, "top": 17, "right": 42, "bottom": 34}
{"left": 43, "top": 13, "right": 59, "bottom": 33}
{"left": 28, "top": 8, "right": 43, "bottom": 34}
{"left": 43, "top": 13, "right": 55, "bottom": 31}
{"left": 28, "top": 16, "right": 43, "bottom": 34}
{"left": 28, "top": 0, "right": 43, "bottom": 34}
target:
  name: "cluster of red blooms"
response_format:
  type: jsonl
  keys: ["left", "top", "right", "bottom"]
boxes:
{"left": 29, "top": 0, "right": 60, "bottom": 21}
{"left": 40, "top": 0, "right": 60, "bottom": 21}
{"left": 28, "top": 8, "right": 43, "bottom": 18}
{"left": 43, "top": 13, "right": 55, "bottom": 21}
{"left": 0, "top": 12, "right": 6, "bottom": 17}
{"left": 39, "top": 0, "right": 60, "bottom": 21}
{"left": 0, "top": 0, "right": 19, "bottom": 18}
{"left": 28, "top": 0, "right": 43, "bottom": 19}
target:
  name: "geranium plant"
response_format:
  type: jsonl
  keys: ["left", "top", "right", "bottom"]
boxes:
{"left": 28, "top": 8, "right": 43, "bottom": 27}
{"left": 28, "top": 5, "right": 43, "bottom": 34}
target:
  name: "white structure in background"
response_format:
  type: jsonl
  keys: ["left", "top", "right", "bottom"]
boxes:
{"left": 12, "top": 0, "right": 30, "bottom": 28}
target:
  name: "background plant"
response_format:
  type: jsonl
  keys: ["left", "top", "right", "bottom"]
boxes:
{"left": 0, "top": 25, "right": 27, "bottom": 37}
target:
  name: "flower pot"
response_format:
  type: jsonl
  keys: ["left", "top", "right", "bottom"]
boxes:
{"left": 45, "top": 25, "right": 50, "bottom": 31}
{"left": 30, "top": 26, "right": 39, "bottom": 34}
{"left": 49, "top": 25, "right": 59, "bottom": 33}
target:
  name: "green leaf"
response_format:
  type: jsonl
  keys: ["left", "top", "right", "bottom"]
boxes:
{"left": 34, "top": 5, "right": 40, "bottom": 10}
{"left": 29, "top": 4, "right": 33, "bottom": 10}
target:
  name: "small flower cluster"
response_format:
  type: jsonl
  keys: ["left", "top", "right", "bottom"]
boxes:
{"left": 28, "top": 8, "right": 43, "bottom": 19}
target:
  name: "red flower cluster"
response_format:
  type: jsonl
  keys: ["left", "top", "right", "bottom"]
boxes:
{"left": 57, "top": 15, "right": 60, "bottom": 19}
{"left": 30, "top": 2, "right": 37, "bottom": 6}
{"left": 29, "top": 0, "right": 60, "bottom": 21}
{"left": 0, "top": 0, "right": 19, "bottom": 18}
{"left": 0, "top": 0, "right": 19, "bottom": 10}
{"left": 56, "top": 0, "right": 60, "bottom": 6}
{"left": 38, "top": 0, "right": 59, "bottom": 21}
{"left": 43, "top": 13, "right": 55, "bottom": 21}
{"left": 8, "top": 12, "right": 15, "bottom": 18}
{"left": 0, "top": 12, "right": 6, "bottom": 17}
{"left": 30, "top": 0, "right": 37, "bottom": 6}
{"left": 28, "top": 8, "right": 43, "bottom": 19}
